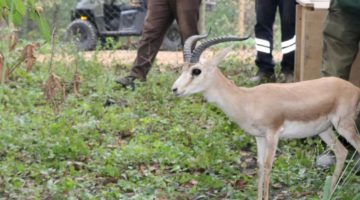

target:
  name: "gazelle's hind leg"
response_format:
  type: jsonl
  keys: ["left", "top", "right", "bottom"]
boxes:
{"left": 335, "top": 119, "right": 360, "bottom": 155}
{"left": 319, "top": 128, "right": 348, "bottom": 191}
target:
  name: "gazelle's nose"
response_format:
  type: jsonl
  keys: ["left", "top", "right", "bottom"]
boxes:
{"left": 172, "top": 88, "right": 178, "bottom": 94}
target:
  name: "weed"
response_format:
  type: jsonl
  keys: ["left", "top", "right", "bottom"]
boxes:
{"left": 0, "top": 50, "right": 359, "bottom": 199}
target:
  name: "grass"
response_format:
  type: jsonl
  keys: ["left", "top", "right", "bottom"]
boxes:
{"left": 0, "top": 50, "right": 359, "bottom": 200}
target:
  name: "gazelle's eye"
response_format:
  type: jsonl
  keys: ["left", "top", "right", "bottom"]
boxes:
{"left": 192, "top": 68, "right": 202, "bottom": 76}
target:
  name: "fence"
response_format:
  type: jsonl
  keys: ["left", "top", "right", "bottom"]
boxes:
{"left": 204, "top": 0, "right": 256, "bottom": 37}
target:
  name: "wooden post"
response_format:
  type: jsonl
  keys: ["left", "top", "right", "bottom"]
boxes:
{"left": 238, "top": 0, "right": 245, "bottom": 35}
{"left": 294, "top": 5, "right": 327, "bottom": 81}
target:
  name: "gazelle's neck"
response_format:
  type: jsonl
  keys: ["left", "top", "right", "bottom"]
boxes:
{"left": 203, "top": 69, "right": 247, "bottom": 114}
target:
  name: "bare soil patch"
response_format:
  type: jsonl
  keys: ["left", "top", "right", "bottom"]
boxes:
{"left": 38, "top": 49, "right": 282, "bottom": 69}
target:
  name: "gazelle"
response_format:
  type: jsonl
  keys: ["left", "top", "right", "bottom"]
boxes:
{"left": 172, "top": 34, "right": 360, "bottom": 200}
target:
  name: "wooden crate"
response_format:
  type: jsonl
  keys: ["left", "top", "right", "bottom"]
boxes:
{"left": 294, "top": 4, "right": 360, "bottom": 87}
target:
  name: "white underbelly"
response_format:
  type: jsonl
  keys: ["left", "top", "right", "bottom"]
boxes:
{"left": 280, "top": 118, "right": 332, "bottom": 139}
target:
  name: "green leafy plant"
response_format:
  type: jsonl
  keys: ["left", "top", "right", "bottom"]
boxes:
{"left": 1, "top": 53, "right": 359, "bottom": 199}
{"left": 322, "top": 176, "right": 332, "bottom": 200}
{"left": 0, "top": 0, "right": 50, "bottom": 83}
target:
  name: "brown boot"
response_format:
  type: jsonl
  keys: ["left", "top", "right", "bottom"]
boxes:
{"left": 115, "top": 75, "right": 136, "bottom": 90}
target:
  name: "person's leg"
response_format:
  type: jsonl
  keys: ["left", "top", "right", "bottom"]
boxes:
{"left": 278, "top": 0, "right": 296, "bottom": 81}
{"left": 322, "top": 10, "right": 360, "bottom": 130}
{"left": 174, "top": 0, "right": 201, "bottom": 46}
{"left": 252, "top": 0, "right": 277, "bottom": 83}
{"left": 322, "top": 10, "right": 360, "bottom": 80}
{"left": 128, "top": 0, "right": 174, "bottom": 81}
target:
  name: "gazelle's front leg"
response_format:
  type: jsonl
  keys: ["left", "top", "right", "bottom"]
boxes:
{"left": 263, "top": 130, "right": 280, "bottom": 200}
{"left": 255, "top": 137, "right": 266, "bottom": 200}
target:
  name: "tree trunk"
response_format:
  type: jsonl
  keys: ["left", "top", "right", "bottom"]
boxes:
{"left": 238, "top": 0, "right": 245, "bottom": 35}
{"left": 0, "top": 55, "right": 9, "bottom": 83}
{"left": 199, "top": 0, "right": 206, "bottom": 34}
{"left": 0, "top": 55, "right": 3, "bottom": 83}
{"left": 52, "top": 4, "right": 60, "bottom": 30}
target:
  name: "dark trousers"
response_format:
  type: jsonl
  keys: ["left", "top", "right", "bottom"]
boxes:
{"left": 322, "top": 7, "right": 360, "bottom": 80}
{"left": 254, "top": 0, "right": 296, "bottom": 74}
{"left": 130, "top": 0, "right": 201, "bottom": 80}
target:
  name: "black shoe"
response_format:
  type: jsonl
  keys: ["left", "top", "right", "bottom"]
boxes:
{"left": 116, "top": 75, "right": 136, "bottom": 90}
{"left": 250, "top": 71, "right": 276, "bottom": 84}
{"left": 284, "top": 73, "right": 294, "bottom": 83}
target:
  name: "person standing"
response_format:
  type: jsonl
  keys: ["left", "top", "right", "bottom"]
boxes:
{"left": 116, "top": 0, "right": 202, "bottom": 88}
{"left": 322, "top": 0, "right": 360, "bottom": 132}
{"left": 317, "top": 0, "right": 360, "bottom": 169}
{"left": 251, "top": 0, "right": 296, "bottom": 84}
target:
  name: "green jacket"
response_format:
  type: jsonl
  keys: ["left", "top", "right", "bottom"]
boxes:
{"left": 332, "top": 0, "right": 360, "bottom": 16}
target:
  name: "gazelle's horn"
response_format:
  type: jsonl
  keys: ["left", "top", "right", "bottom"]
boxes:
{"left": 183, "top": 29, "right": 211, "bottom": 63}
{"left": 190, "top": 35, "right": 251, "bottom": 63}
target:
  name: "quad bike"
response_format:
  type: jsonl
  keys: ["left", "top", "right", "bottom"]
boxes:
{"left": 66, "top": 0, "right": 182, "bottom": 51}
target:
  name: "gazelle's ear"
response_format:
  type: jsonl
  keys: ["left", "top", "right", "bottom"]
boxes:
{"left": 205, "top": 45, "right": 234, "bottom": 68}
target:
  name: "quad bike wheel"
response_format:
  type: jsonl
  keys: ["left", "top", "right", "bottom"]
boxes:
{"left": 162, "top": 24, "right": 182, "bottom": 51}
{"left": 66, "top": 19, "right": 97, "bottom": 51}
